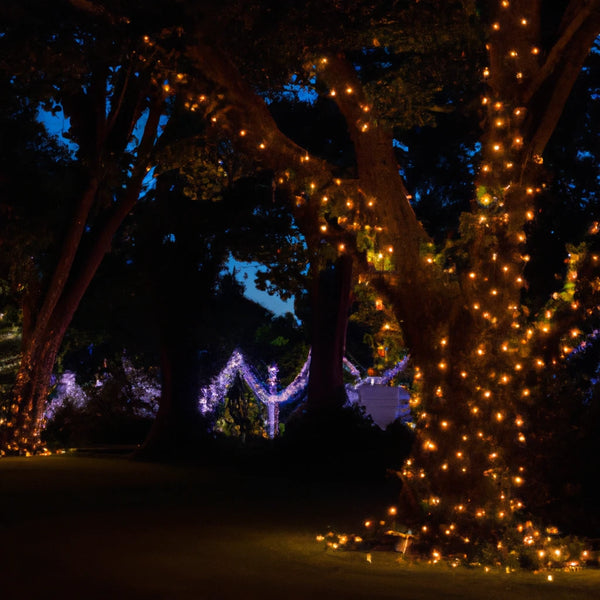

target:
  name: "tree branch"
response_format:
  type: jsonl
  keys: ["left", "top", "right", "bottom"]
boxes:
{"left": 53, "top": 93, "right": 165, "bottom": 333}
{"left": 185, "top": 39, "right": 332, "bottom": 184}
{"left": 523, "top": 0, "right": 599, "bottom": 104}
{"left": 527, "top": 11, "right": 600, "bottom": 157}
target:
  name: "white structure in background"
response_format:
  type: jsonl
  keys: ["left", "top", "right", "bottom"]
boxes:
{"left": 345, "top": 355, "right": 412, "bottom": 429}
{"left": 198, "top": 350, "right": 412, "bottom": 437}
{"left": 345, "top": 376, "right": 411, "bottom": 429}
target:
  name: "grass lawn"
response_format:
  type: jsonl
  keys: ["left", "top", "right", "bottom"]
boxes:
{"left": 0, "top": 454, "right": 598, "bottom": 599}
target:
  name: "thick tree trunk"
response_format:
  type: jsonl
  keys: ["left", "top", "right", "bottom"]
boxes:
{"left": 135, "top": 335, "right": 204, "bottom": 460}
{"left": 306, "top": 254, "right": 353, "bottom": 413}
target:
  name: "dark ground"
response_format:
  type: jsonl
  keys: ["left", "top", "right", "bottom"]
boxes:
{"left": 0, "top": 454, "right": 598, "bottom": 599}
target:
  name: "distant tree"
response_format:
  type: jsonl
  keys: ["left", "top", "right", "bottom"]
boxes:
{"left": 128, "top": 98, "right": 308, "bottom": 458}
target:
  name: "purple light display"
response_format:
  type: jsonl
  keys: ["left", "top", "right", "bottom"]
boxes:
{"left": 198, "top": 350, "right": 410, "bottom": 437}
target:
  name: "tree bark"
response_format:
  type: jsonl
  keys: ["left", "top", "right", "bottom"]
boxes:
{"left": 306, "top": 254, "right": 354, "bottom": 413}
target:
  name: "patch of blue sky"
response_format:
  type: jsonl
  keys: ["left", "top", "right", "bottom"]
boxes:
{"left": 224, "top": 254, "right": 296, "bottom": 318}
{"left": 37, "top": 107, "right": 76, "bottom": 155}
{"left": 38, "top": 103, "right": 165, "bottom": 192}
{"left": 278, "top": 73, "right": 318, "bottom": 104}
{"left": 392, "top": 138, "right": 409, "bottom": 152}
{"left": 576, "top": 150, "right": 594, "bottom": 160}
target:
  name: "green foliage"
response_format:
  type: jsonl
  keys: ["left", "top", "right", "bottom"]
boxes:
{"left": 214, "top": 377, "right": 267, "bottom": 440}
{"left": 348, "top": 283, "right": 406, "bottom": 376}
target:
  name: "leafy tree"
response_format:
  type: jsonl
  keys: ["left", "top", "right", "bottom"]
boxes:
{"left": 0, "top": 0, "right": 186, "bottom": 453}
{"left": 168, "top": 0, "right": 600, "bottom": 560}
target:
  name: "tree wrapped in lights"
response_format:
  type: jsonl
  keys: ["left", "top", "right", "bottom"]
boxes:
{"left": 173, "top": 0, "right": 599, "bottom": 561}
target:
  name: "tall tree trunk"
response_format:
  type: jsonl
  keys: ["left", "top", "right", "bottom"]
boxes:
{"left": 306, "top": 254, "right": 353, "bottom": 413}
{"left": 136, "top": 330, "right": 204, "bottom": 460}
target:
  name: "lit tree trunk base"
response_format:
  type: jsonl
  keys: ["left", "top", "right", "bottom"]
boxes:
{"left": 1, "top": 337, "right": 59, "bottom": 455}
